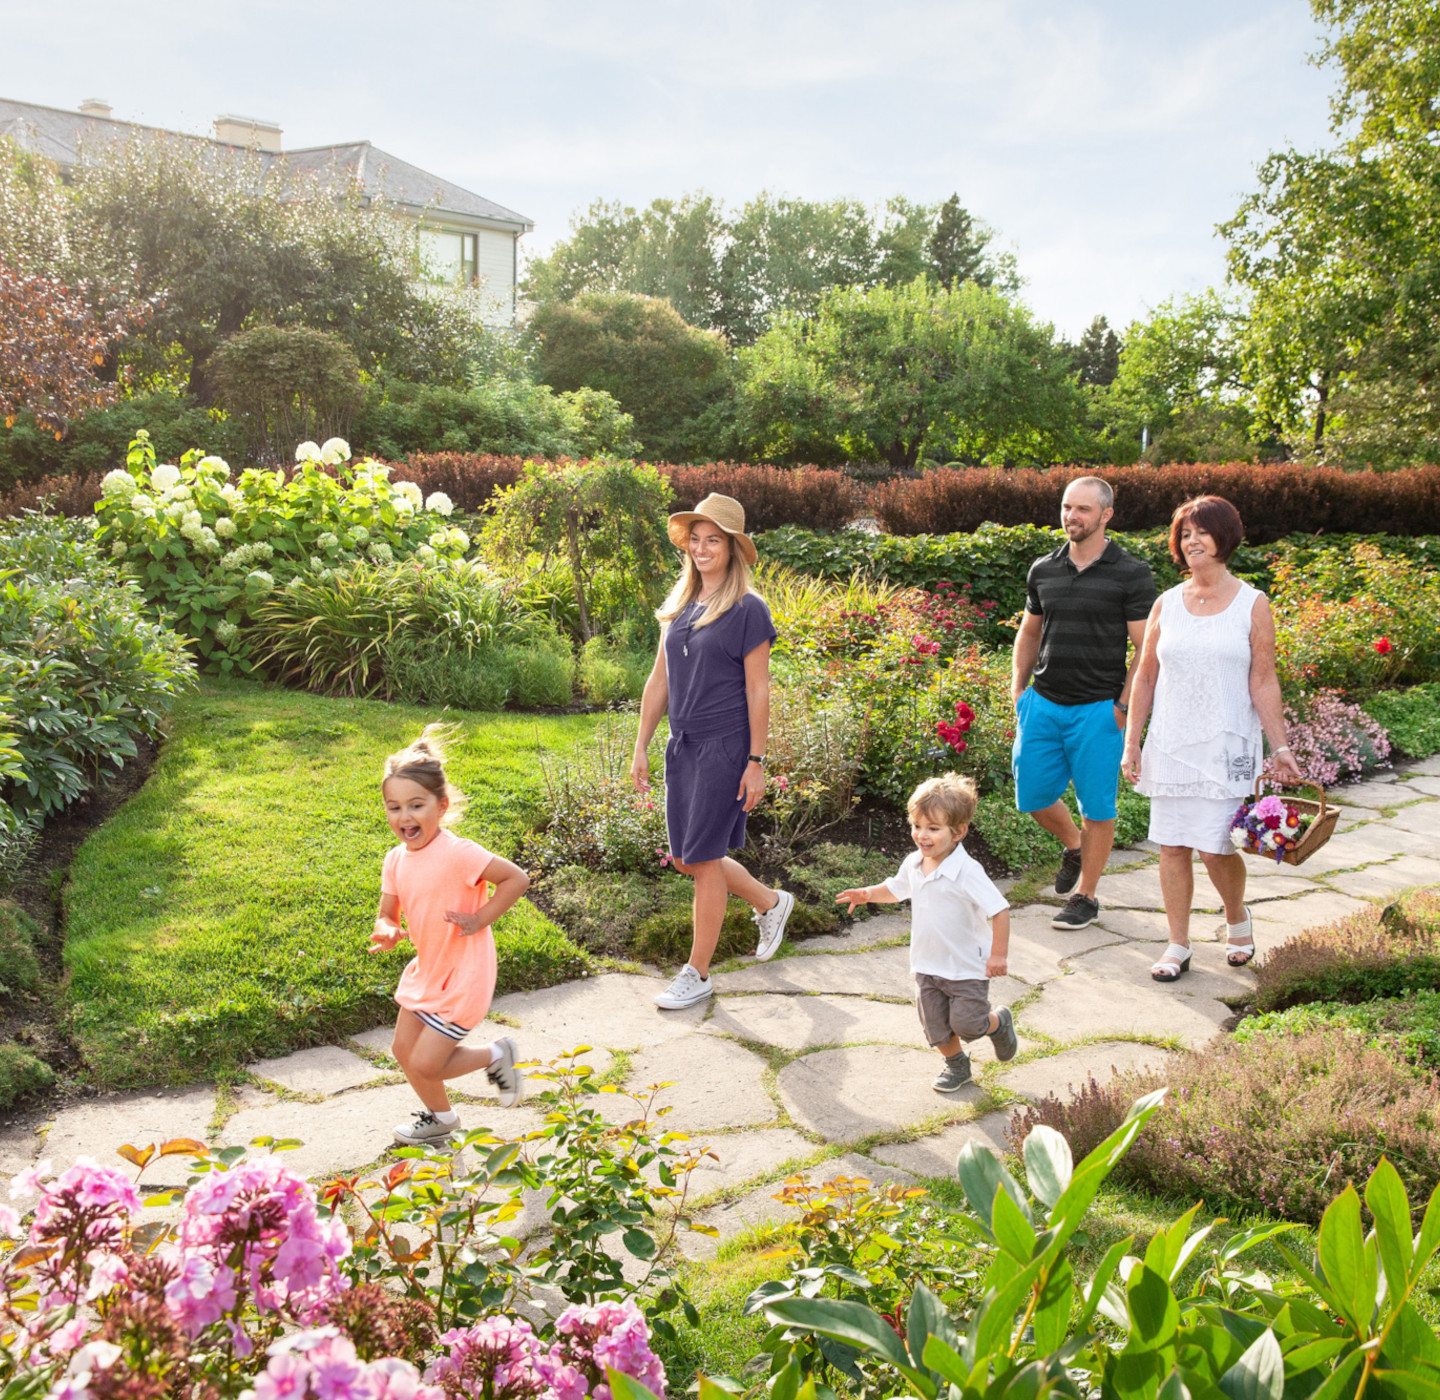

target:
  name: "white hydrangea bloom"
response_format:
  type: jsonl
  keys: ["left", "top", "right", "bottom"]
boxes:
{"left": 180, "top": 522, "right": 203, "bottom": 542}
{"left": 250, "top": 541, "right": 274, "bottom": 562}
{"left": 166, "top": 503, "right": 187, "bottom": 523}
{"left": 200, "top": 530, "right": 221, "bottom": 553}
{"left": 316, "top": 531, "right": 338, "bottom": 551}
{"left": 428, "top": 529, "right": 448, "bottom": 549}
{"left": 309, "top": 555, "right": 327, "bottom": 572}
{"left": 182, "top": 509, "right": 202, "bottom": 529}
{"left": 424, "top": 491, "right": 454, "bottom": 517}
{"left": 415, "top": 544, "right": 437, "bottom": 564}
{"left": 221, "top": 548, "right": 245, "bottom": 570}
{"left": 101, "top": 469, "right": 138, "bottom": 499}
{"left": 369, "top": 540, "right": 394, "bottom": 563}
{"left": 295, "top": 441, "right": 323, "bottom": 464}
{"left": 134, "top": 501, "right": 156, "bottom": 520}
{"left": 150, "top": 464, "right": 181, "bottom": 491}
{"left": 393, "top": 481, "right": 423, "bottom": 508}
{"left": 320, "top": 437, "right": 351, "bottom": 465}
{"left": 392, "top": 495, "right": 415, "bottom": 517}
{"left": 367, "top": 461, "right": 391, "bottom": 480}
{"left": 197, "top": 455, "right": 231, "bottom": 479}
{"left": 111, "top": 539, "right": 128, "bottom": 557}
{"left": 219, "top": 483, "right": 240, "bottom": 503}
{"left": 446, "top": 526, "right": 470, "bottom": 551}
{"left": 246, "top": 569, "right": 275, "bottom": 594}
{"left": 214, "top": 620, "right": 239, "bottom": 645}
{"left": 214, "top": 517, "right": 237, "bottom": 539}
{"left": 168, "top": 484, "right": 191, "bottom": 502}
{"left": 351, "top": 526, "right": 370, "bottom": 545}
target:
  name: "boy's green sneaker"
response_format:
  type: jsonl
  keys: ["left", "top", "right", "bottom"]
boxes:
{"left": 932, "top": 1053, "right": 972, "bottom": 1094}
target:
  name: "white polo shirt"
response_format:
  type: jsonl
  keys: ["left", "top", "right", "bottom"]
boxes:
{"left": 885, "top": 844, "right": 1009, "bottom": 982}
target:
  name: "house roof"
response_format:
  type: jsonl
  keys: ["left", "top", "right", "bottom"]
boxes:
{"left": 0, "top": 96, "right": 533, "bottom": 234}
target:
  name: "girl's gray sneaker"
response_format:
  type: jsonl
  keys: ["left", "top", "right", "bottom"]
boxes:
{"left": 932, "top": 1053, "right": 972, "bottom": 1093}
{"left": 655, "top": 963, "right": 713, "bottom": 1009}
{"left": 393, "top": 1109, "right": 457, "bottom": 1146}
{"left": 753, "top": 889, "right": 794, "bottom": 961}
{"left": 989, "top": 1006, "right": 1018, "bottom": 1062}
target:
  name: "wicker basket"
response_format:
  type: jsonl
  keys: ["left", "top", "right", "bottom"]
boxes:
{"left": 1238, "top": 782, "right": 1339, "bottom": 867}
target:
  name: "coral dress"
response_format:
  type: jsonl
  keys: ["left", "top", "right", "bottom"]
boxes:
{"left": 382, "top": 829, "right": 498, "bottom": 1028}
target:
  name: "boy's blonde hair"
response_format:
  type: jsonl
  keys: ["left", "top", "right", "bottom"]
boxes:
{"left": 382, "top": 722, "right": 467, "bottom": 826}
{"left": 907, "top": 772, "right": 978, "bottom": 832}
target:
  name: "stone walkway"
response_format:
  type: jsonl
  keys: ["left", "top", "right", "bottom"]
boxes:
{"left": 5, "top": 756, "right": 1440, "bottom": 1254}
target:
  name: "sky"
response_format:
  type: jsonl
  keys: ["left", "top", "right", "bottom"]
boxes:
{"left": 3, "top": 0, "right": 1338, "bottom": 337}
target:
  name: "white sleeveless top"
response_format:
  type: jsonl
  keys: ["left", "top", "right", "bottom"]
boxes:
{"left": 1136, "top": 581, "right": 1264, "bottom": 800}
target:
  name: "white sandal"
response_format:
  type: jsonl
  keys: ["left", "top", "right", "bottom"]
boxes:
{"left": 1151, "top": 943, "right": 1192, "bottom": 982}
{"left": 1226, "top": 907, "right": 1256, "bottom": 967}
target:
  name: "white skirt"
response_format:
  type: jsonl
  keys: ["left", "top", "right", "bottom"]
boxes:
{"left": 1147, "top": 794, "right": 1245, "bottom": 855}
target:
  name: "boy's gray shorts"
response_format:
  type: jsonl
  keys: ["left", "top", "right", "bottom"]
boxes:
{"left": 915, "top": 973, "right": 992, "bottom": 1046}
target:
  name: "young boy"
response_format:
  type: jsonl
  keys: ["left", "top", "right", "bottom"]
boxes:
{"left": 838, "top": 773, "right": 1017, "bottom": 1092}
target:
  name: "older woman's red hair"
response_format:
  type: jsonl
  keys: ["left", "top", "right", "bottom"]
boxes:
{"left": 1168, "top": 495, "right": 1244, "bottom": 568}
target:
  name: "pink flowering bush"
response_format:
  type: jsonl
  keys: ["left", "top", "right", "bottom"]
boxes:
{"left": 1281, "top": 689, "right": 1392, "bottom": 786}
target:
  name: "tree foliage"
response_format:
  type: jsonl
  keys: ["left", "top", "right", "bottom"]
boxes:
{"left": 529, "top": 291, "right": 731, "bottom": 460}
{"left": 523, "top": 191, "right": 1015, "bottom": 346}
{"left": 734, "top": 277, "right": 1080, "bottom": 468}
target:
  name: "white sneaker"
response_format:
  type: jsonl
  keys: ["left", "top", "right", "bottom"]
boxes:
{"left": 752, "top": 889, "right": 794, "bottom": 962}
{"left": 485, "top": 1035, "right": 525, "bottom": 1108}
{"left": 655, "top": 964, "right": 713, "bottom": 1009}
{"left": 393, "top": 1109, "right": 457, "bottom": 1146}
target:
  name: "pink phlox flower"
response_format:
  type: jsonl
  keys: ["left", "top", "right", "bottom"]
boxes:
{"left": 369, "top": 1358, "right": 445, "bottom": 1400}
{"left": 163, "top": 1250, "right": 236, "bottom": 1336}
{"left": 275, "top": 1231, "right": 329, "bottom": 1291}
{"left": 254, "top": 1350, "right": 313, "bottom": 1400}
{"left": 307, "top": 1334, "right": 375, "bottom": 1400}
{"left": 10, "top": 1159, "right": 51, "bottom": 1201}
{"left": 556, "top": 1301, "right": 666, "bottom": 1400}
{"left": 0, "top": 1204, "right": 20, "bottom": 1238}
{"left": 83, "top": 1250, "right": 130, "bottom": 1301}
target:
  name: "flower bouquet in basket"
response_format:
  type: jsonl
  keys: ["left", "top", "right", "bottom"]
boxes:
{"left": 1229, "top": 786, "right": 1337, "bottom": 866}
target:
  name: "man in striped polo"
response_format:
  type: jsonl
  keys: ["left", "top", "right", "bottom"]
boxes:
{"left": 1011, "top": 477, "right": 1156, "bottom": 930}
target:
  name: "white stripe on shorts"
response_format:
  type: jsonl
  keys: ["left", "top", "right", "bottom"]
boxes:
{"left": 413, "top": 1009, "right": 471, "bottom": 1040}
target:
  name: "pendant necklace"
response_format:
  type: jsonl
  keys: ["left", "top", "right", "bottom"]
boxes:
{"left": 683, "top": 589, "right": 717, "bottom": 656}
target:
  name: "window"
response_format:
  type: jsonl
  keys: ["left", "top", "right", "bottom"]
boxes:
{"left": 418, "top": 229, "right": 479, "bottom": 286}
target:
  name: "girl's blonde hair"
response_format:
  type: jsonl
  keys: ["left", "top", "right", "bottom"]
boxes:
{"left": 655, "top": 532, "right": 755, "bottom": 630}
{"left": 382, "top": 722, "right": 467, "bottom": 825}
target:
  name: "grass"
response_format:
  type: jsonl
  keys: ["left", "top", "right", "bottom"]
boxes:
{"left": 63, "top": 678, "right": 602, "bottom": 1089}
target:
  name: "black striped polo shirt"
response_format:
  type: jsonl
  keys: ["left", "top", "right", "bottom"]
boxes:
{"left": 1025, "top": 539, "right": 1156, "bottom": 706}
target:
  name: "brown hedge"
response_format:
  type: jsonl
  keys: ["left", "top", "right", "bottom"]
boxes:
{"left": 0, "top": 470, "right": 104, "bottom": 519}
{"left": 871, "top": 463, "right": 1440, "bottom": 543}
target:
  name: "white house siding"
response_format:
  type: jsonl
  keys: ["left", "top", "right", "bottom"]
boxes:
{"left": 477, "top": 229, "right": 516, "bottom": 319}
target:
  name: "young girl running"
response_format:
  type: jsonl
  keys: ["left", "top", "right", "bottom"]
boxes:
{"left": 370, "top": 725, "right": 529, "bottom": 1145}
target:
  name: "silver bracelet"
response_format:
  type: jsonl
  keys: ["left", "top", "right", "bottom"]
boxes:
{"left": 1273, "top": 745, "right": 1292, "bottom": 755}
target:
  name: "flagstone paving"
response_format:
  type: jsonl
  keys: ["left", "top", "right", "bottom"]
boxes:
{"left": 8, "top": 763, "right": 1440, "bottom": 1253}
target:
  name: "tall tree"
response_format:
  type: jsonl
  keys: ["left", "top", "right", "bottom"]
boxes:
{"left": 926, "top": 194, "right": 994, "bottom": 288}
{"left": 734, "top": 277, "right": 1080, "bottom": 468}
{"left": 1071, "top": 315, "right": 1122, "bottom": 387}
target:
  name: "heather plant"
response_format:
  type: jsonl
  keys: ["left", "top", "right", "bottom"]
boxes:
{"left": 1252, "top": 889, "right": 1440, "bottom": 1012}
{"left": 1280, "top": 688, "right": 1391, "bottom": 786}
{"left": 1007, "top": 1027, "right": 1440, "bottom": 1225}
{"left": 92, "top": 432, "right": 469, "bottom": 674}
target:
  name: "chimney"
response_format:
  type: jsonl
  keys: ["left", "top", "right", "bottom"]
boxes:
{"left": 213, "top": 114, "right": 283, "bottom": 153}
{"left": 78, "top": 98, "right": 113, "bottom": 119}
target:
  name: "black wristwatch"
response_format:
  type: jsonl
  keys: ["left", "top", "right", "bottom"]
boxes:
{"left": 748, "top": 754, "right": 765, "bottom": 767}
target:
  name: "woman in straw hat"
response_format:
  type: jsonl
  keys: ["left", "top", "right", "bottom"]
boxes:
{"left": 631, "top": 493, "right": 795, "bottom": 1009}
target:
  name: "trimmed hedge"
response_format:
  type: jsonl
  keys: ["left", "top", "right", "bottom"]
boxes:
{"left": 872, "top": 462, "right": 1440, "bottom": 542}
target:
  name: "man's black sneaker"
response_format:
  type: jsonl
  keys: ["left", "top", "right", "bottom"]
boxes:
{"left": 1055, "top": 847, "right": 1083, "bottom": 896}
{"left": 1052, "top": 893, "right": 1100, "bottom": 930}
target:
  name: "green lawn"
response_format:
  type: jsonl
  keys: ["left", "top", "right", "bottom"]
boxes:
{"left": 63, "top": 679, "right": 601, "bottom": 1088}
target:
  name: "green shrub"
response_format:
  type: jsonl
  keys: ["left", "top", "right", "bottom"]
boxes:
{"left": 526, "top": 715, "right": 668, "bottom": 873}
{"left": 0, "top": 516, "right": 195, "bottom": 820}
{"left": 0, "top": 1041, "right": 55, "bottom": 1108}
{"left": 1008, "top": 1025, "right": 1440, "bottom": 1224}
{"left": 1252, "top": 889, "right": 1440, "bottom": 1012}
{"left": 632, "top": 895, "right": 836, "bottom": 966}
{"left": 94, "top": 433, "right": 469, "bottom": 674}
{"left": 577, "top": 636, "right": 650, "bottom": 705}
{"left": 540, "top": 865, "right": 691, "bottom": 952}
{"left": 251, "top": 558, "right": 530, "bottom": 698}
{"left": 381, "top": 637, "right": 510, "bottom": 712}
{"left": 790, "top": 842, "right": 901, "bottom": 919}
{"left": 496, "top": 639, "right": 576, "bottom": 707}
{"left": 970, "top": 780, "right": 1149, "bottom": 874}
{"left": 352, "top": 375, "right": 639, "bottom": 461}
{"left": 1235, "top": 989, "right": 1440, "bottom": 1066}
{"left": 1366, "top": 682, "right": 1440, "bottom": 757}
{"left": 0, "top": 392, "right": 246, "bottom": 492}
{"left": 0, "top": 901, "right": 42, "bottom": 997}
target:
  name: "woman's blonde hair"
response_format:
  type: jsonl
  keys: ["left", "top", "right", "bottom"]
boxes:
{"left": 382, "top": 722, "right": 467, "bottom": 825}
{"left": 655, "top": 530, "right": 754, "bottom": 630}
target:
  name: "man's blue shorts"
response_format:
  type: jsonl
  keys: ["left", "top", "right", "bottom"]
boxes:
{"left": 1011, "top": 688, "right": 1123, "bottom": 821}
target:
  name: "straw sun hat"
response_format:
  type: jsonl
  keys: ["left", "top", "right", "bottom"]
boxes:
{"left": 667, "top": 493, "right": 757, "bottom": 566}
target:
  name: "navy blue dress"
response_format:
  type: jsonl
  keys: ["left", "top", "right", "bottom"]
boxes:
{"left": 663, "top": 592, "right": 777, "bottom": 863}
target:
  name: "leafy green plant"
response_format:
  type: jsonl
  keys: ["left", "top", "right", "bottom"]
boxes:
{"left": 0, "top": 901, "right": 42, "bottom": 998}
{"left": 0, "top": 1040, "right": 54, "bottom": 1108}
{"left": 495, "top": 637, "right": 577, "bottom": 707}
{"left": 1234, "top": 989, "right": 1440, "bottom": 1066}
{"left": 725, "top": 1095, "right": 1440, "bottom": 1400}
{"left": 92, "top": 432, "right": 468, "bottom": 673}
{"left": 539, "top": 865, "right": 692, "bottom": 952}
{"left": 1366, "top": 682, "right": 1440, "bottom": 758}
{"left": 790, "top": 843, "right": 899, "bottom": 920}
{"left": 633, "top": 896, "right": 835, "bottom": 966}
{"left": 578, "top": 636, "right": 651, "bottom": 705}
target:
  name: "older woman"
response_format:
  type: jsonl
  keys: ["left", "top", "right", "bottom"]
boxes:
{"left": 630, "top": 493, "right": 794, "bottom": 1010}
{"left": 1121, "top": 495, "right": 1303, "bottom": 982}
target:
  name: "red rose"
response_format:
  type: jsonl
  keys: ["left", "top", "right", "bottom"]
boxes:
{"left": 1375, "top": 636, "right": 1394, "bottom": 655}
